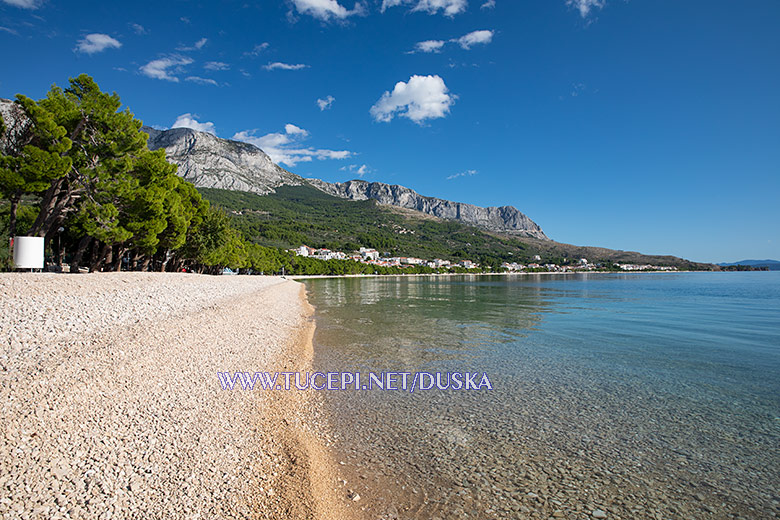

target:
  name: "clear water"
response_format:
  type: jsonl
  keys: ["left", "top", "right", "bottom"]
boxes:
{"left": 305, "top": 272, "right": 780, "bottom": 519}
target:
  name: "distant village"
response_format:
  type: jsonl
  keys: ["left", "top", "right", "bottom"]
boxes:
{"left": 289, "top": 245, "right": 679, "bottom": 273}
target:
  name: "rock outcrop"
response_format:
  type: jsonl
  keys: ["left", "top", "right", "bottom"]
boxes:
{"left": 308, "top": 179, "right": 549, "bottom": 239}
{"left": 144, "top": 126, "right": 304, "bottom": 195}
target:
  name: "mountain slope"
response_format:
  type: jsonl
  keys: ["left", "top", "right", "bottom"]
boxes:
{"left": 718, "top": 259, "right": 780, "bottom": 270}
{"left": 144, "top": 126, "right": 304, "bottom": 195}
{"left": 143, "top": 125, "right": 547, "bottom": 238}
{"left": 308, "top": 178, "right": 548, "bottom": 240}
{"left": 198, "top": 185, "right": 714, "bottom": 270}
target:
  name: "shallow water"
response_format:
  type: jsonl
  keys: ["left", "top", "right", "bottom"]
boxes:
{"left": 305, "top": 272, "right": 780, "bottom": 519}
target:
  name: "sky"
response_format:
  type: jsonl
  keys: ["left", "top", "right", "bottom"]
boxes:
{"left": 0, "top": 0, "right": 778, "bottom": 263}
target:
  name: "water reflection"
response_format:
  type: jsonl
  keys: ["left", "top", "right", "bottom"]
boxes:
{"left": 304, "top": 273, "right": 780, "bottom": 520}
{"left": 309, "top": 276, "right": 553, "bottom": 371}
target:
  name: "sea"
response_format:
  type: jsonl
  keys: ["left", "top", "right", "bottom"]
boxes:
{"left": 304, "top": 272, "right": 780, "bottom": 519}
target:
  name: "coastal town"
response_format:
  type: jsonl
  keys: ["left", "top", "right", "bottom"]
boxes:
{"left": 289, "top": 245, "right": 679, "bottom": 273}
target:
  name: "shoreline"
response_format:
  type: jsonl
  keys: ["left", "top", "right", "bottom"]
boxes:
{"left": 0, "top": 272, "right": 360, "bottom": 519}
{"left": 256, "top": 282, "right": 363, "bottom": 520}
{"left": 289, "top": 269, "right": 719, "bottom": 280}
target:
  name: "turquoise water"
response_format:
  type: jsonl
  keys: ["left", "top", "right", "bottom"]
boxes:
{"left": 305, "top": 272, "right": 780, "bottom": 519}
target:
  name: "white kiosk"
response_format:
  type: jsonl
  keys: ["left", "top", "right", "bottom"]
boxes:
{"left": 12, "top": 236, "right": 44, "bottom": 270}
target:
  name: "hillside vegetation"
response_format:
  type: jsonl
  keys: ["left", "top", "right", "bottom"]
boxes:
{"left": 199, "top": 184, "right": 713, "bottom": 270}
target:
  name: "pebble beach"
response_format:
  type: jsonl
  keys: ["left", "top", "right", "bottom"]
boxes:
{"left": 0, "top": 273, "right": 360, "bottom": 520}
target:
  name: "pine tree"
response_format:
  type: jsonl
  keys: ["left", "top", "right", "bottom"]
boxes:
{"left": 0, "top": 95, "right": 72, "bottom": 237}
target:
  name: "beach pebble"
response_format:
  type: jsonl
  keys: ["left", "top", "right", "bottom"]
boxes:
{"left": 1, "top": 273, "right": 354, "bottom": 519}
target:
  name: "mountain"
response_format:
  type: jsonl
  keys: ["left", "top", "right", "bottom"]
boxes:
{"left": 200, "top": 185, "right": 714, "bottom": 271}
{"left": 307, "top": 179, "right": 549, "bottom": 240}
{"left": 143, "top": 125, "right": 547, "bottom": 239}
{"left": 718, "top": 259, "right": 780, "bottom": 270}
{"left": 143, "top": 126, "right": 304, "bottom": 195}
{"left": 0, "top": 101, "right": 713, "bottom": 270}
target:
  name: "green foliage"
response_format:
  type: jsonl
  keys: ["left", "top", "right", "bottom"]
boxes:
{"left": 0, "top": 94, "right": 73, "bottom": 195}
{"left": 0, "top": 202, "right": 37, "bottom": 269}
{"left": 198, "top": 184, "right": 534, "bottom": 265}
{"left": 1, "top": 75, "right": 709, "bottom": 274}
{"left": 183, "top": 206, "right": 247, "bottom": 269}
{"left": 0, "top": 74, "right": 221, "bottom": 272}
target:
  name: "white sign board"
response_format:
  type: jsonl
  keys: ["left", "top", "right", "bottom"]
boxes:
{"left": 12, "top": 236, "right": 44, "bottom": 269}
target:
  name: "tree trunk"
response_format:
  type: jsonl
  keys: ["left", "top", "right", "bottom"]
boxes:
{"left": 141, "top": 256, "right": 152, "bottom": 272}
{"left": 7, "top": 189, "right": 23, "bottom": 238}
{"left": 27, "top": 177, "right": 65, "bottom": 237}
{"left": 92, "top": 242, "right": 111, "bottom": 272}
{"left": 113, "top": 247, "right": 125, "bottom": 272}
{"left": 159, "top": 249, "right": 172, "bottom": 272}
{"left": 70, "top": 236, "right": 91, "bottom": 273}
{"left": 27, "top": 175, "right": 81, "bottom": 238}
{"left": 88, "top": 241, "right": 103, "bottom": 273}
{"left": 130, "top": 249, "right": 140, "bottom": 271}
{"left": 104, "top": 246, "right": 113, "bottom": 269}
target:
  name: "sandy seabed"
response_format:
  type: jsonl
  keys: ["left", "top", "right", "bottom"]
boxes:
{"left": 0, "top": 272, "right": 361, "bottom": 520}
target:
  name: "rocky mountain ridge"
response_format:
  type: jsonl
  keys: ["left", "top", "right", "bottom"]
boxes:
{"left": 308, "top": 178, "right": 548, "bottom": 239}
{"left": 144, "top": 126, "right": 548, "bottom": 238}
{"left": 1, "top": 97, "right": 547, "bottom": 239}
{"left": 143, "top": 126, "right": 304, "bottom": 195}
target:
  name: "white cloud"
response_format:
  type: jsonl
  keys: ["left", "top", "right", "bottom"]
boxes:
{"left": 370, "top": 74, "right": 455, "bottom": 124}
{"left": 567, "top": 0, "right": 604, "bottom": 17}
{"left": 177, "top": 37, "right": 208, "bottom": 51}
{"left": 317, "top": 95, "right": 335, "bottom": 111}
{"left": 130, "top": 23, "right": 147, "bottom": 35}
{"left": 380, "top": 0, "right": 403, "bottom": 10}
{"left": 481, "top": 0, "right": 495, "bottom": 8}
{"left": 291, "top": 0, "right": 365, "bottom": 21}
{"left": 264, "top": 62, "right": 308, "bottom": 71}
{"left": 1, "top": 0, "right": 40, "bottom": 8}
{"left": 381, "top": 0, "right": 467, "bottom": 17}
{"left": 414, "top": 40, "right": 446, "bottom": 53}
{"left": 233, "top": 124, "right": 351, "bottom": 167}
{"left": 204, "top": 61, "right": 230, "bottom": 71}
{"left": 75, "top": 33, "right": 122, "bottom": 55}
{"left": 455, "top": 29, "right": 493, "bottom": 49}
{"left": 0, "top": 26, "right": 19, "bottom": 35}
{"left": 172, "top": 114, "right": 216, "bottom": 134}
{"left": 411, "top": 30, "right": 493, "bottom": 53}
{"left": 244, "top": 42, "right": 270, "bottom": 57}
{"left": 341, "top": 164, "right": 370, "bottom": 177}
{"left": 446, "top": 169, "right": 477, "bottom": 180}
{"left": 284, "top": 123, "right": 308, "bottom": 136}
{"left": 140, "top": 55, "right": 193, "bottom": 82}
{"left": 185, "top": 76, "right": 218, "bottom": 86}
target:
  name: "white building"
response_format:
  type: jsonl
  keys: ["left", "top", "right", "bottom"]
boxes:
{"left": 291, "top": 245, "right": 316, "bottom": 257}
{"left": 501, "top": 262, "right": 526, "bottom": 271}
{"left": 427, "top": 258, "right": 451, "bottom": 269}
{"left": 359, "top": 247, "right": 380, "bottom": 261}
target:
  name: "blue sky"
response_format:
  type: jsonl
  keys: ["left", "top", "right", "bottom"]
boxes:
{"left": 0, "top": 0, "right": 778, "bottom": 263}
